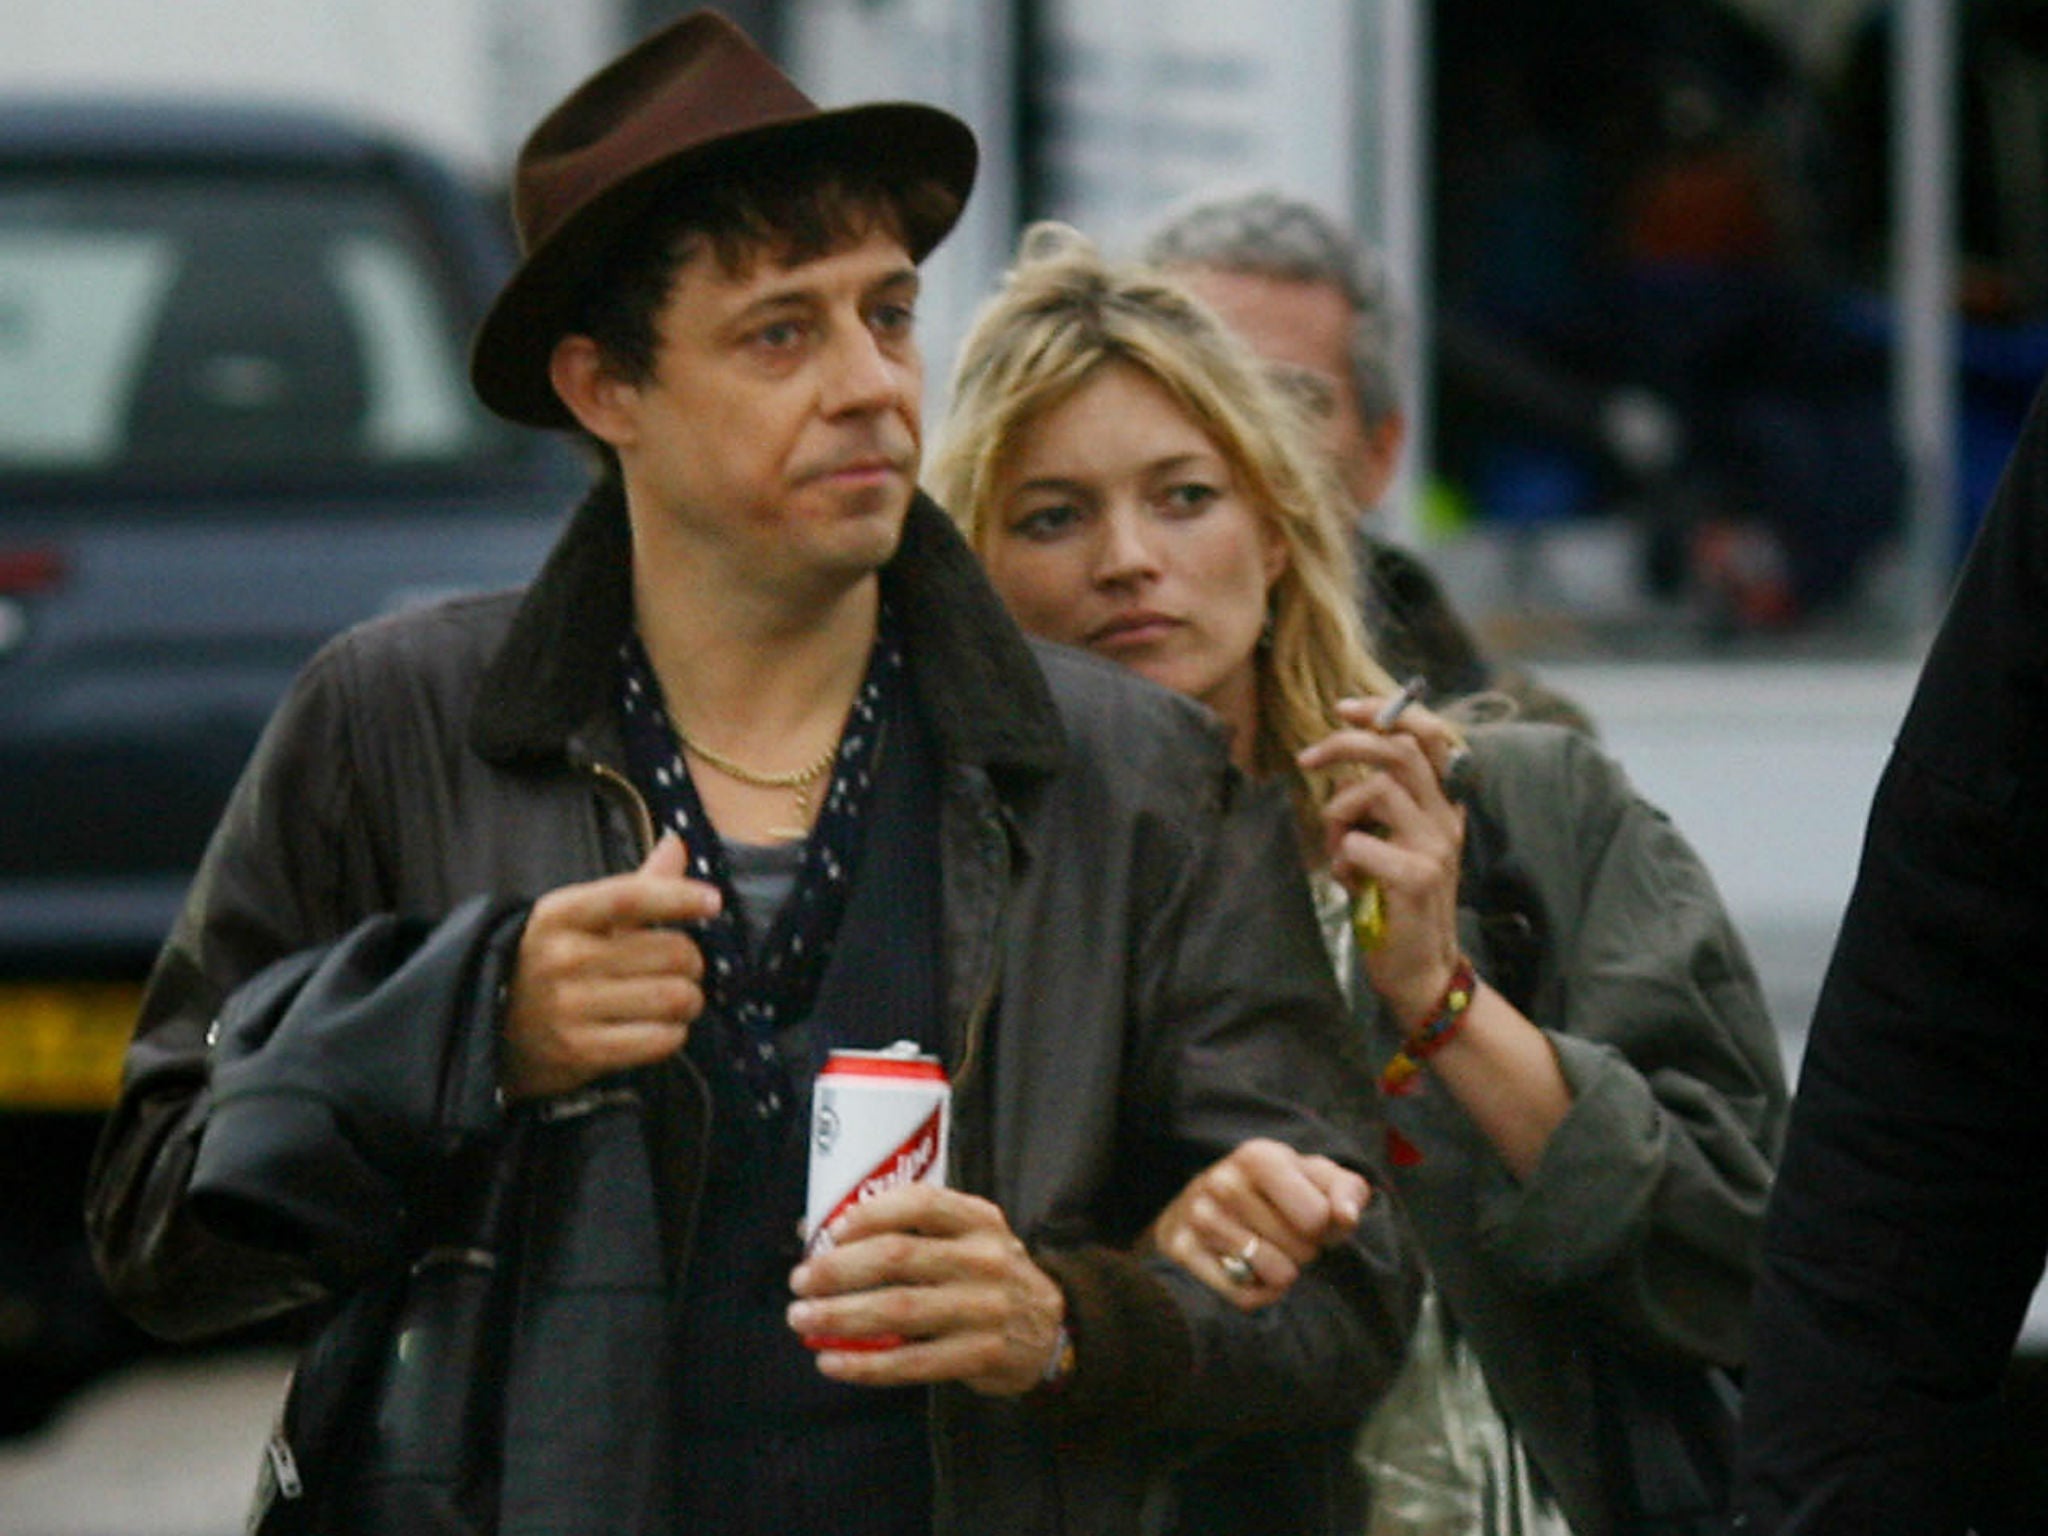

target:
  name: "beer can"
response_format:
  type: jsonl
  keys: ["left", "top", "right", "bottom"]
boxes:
{"left": 805, "top": 1041, "right": 950, "bottom": 1259}
{"left": 802, "top": 1042, "right": 950, "bottom": 1353}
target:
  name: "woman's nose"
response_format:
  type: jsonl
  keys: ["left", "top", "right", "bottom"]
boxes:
{"left": 1093, "top": 506, "right": 1160, "bottom": 584}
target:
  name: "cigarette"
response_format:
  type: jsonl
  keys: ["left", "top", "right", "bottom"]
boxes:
{"left": 1373, "top": 675, "right": 1428, "bottom": 731}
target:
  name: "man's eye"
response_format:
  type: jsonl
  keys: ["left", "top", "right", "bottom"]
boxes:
{"left": 752, "top": 320, "right": 805, "bottom": 351}
{"left": 872, "top": 301, "right": 918, "bottom": 338}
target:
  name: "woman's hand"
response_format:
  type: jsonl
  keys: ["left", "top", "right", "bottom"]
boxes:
{"left": 1143, "top": 1138, "right": 1370, "bottom": 1311}
{"left": 1298, "top": 693, "right": 1469, "bottom": 1031}
{"left": 1305, "top": 701, "right": 1575, "bottom": 1179}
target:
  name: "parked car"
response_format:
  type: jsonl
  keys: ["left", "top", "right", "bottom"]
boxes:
{"left": 0, "top": 97, "right": 581, "bottom": 1432}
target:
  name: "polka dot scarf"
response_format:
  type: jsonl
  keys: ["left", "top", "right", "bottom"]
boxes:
{"left": 616, "top": 613, "right": 903, "bottom": 1118}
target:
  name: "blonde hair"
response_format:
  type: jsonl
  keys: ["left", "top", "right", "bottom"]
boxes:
{"left": 929, "top": 222, "right": 1399, "bottom": 846}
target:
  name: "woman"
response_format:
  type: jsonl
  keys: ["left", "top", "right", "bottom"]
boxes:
{"left": 928, "top": 223, "right": 1788, "bottom": 1535}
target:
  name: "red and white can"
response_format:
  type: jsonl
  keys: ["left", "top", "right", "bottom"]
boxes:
{"left": 805, "top": 1041, "right": 950, "bottom": 1259}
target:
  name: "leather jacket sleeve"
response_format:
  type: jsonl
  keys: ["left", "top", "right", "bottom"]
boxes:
{"left": 1029, "top": 775, "right": 1422, "bottom": 1443}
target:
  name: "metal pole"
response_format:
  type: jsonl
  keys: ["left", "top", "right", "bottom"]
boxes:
{"left": 1894, "top": 0, "right": 1960, "bottom": 635}
{"left": 1366, "top": 0, "right": 1430, "bottom": 547}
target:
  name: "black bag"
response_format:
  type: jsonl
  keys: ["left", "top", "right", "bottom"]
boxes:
{"left": 248, "top": 1136, "right": 524, "bottom": 1536}
{"left": 1591, "top": 1349, "right": 1741, "bottom": 1536}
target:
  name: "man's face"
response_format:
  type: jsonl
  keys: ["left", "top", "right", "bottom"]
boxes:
{"left": 590, "top": 223, "right": 925, "bottom": 599}
{"left": 1171, "top": 265, "right": 1401, "bottom": 514}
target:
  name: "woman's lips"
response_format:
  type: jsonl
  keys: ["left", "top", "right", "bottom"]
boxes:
{"left": 1089, "top": 612, "right": 1181, "bottom": 650}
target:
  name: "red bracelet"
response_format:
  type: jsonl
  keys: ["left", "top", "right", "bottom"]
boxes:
{"left": 1403, "top": 957, "right": 1478, "bottom": 1061}
{"left": 1376, "top": 958, "right": 1480, "bottom": 1101}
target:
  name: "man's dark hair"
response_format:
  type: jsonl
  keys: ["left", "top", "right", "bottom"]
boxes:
{"left": 574, "top": 163, "right": 960, "bottom": 388}
{"left": 559, "top": 161, "right": 958, "bottom": 485}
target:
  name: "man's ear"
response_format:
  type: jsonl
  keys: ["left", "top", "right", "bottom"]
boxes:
{"left": 549, "top": 335, "right": 636, "bottom": 448}
{"left": 1352, "top": 411, "right": 1406, "bottom": 512}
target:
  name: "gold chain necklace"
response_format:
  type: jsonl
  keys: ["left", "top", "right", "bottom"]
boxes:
{"left": 677, "top": 732, "right": 839, "bottom": 835}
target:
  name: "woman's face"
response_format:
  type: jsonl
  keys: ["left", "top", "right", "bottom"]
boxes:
{"left": 982, "top": 361, "right": 1287, "bottom": 755}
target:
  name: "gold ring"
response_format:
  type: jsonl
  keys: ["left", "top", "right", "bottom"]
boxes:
{"left": 1218, "top": 1250, "right": 1256, "bottom": 1287}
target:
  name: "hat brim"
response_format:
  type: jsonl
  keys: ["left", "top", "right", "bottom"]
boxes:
{"left": 470, "top": 101, "right": 976, "bottom": 429}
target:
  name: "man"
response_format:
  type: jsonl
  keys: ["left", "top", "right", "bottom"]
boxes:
{"left": 1734, "top": 372, "right": 2048, "bottom": 1531}
{"left": 1141, "top": 188, "right": 1593, "bottom": 732}
{"left": 84, "top": 14, "right": 1415, "bottom": 1535}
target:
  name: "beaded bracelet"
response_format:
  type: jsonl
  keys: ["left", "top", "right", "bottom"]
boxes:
{"left": 1378, "top": 957, "right": 1479, "bottom": 1099}
{"left": 1405, "top": 956, "right": 1478, "bottom": 1060}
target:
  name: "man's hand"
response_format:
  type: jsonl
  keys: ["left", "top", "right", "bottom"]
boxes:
{"left": 786, "top": 1183, "right": 1065, "bottom": 1398}
{"left": 501, "top": 832, "right": 721, "bottom": 1101}
{"left": 1143, "top": 1138, "right": 1369, "bottom": 1311}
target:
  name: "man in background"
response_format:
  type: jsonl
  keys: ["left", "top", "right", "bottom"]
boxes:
{"left": 1143, "top": 188, "right": 1592, "bottom": 731}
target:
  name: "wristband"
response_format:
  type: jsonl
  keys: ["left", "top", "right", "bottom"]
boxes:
{"left": 1378, "top": 957, "right": 1478, "bottom": 1099}
{"left": 1404, "top": 957, "right": 1478, "bottom": 1061}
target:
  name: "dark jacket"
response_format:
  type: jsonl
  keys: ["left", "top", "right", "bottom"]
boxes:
{"left": 1734, "top": 377, "right": 2048, "bottom": 1533}
{"left": 85, "top": 487, "right": 1420, "bottom": 1535}
{"left": 1357, "top": 530, "right": 1596, "bottom": 736}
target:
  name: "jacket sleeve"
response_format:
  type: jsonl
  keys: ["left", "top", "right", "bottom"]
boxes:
{"left": 1735, "top": 376, "right": 2048, "bottom": 1533}
{"left": 84, "top": 641, "right": 523, "bottom": 1342}
{"left": 1034, "top": 774, "right": 1422, "bottom": 1442}
{"left": 1457, "top": 725, "right": 1788, "bottom": 1367}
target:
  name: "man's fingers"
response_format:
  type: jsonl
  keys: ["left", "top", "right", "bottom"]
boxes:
{"left": 564, "top": 1018, "right": 692, "bottom": 1071}
{"left": 565, "top": 973, "right": 704, "bottom": 1027}
{"left": 534, "top": 854, "right": 722, "bottom": 935}
{"left": 786, "top": 1195, "right": 1065, "bottom": 1397}
{"left": 503, "top": 1014, "right": 692, "bottom": 1101}
{"left": 504, "top": 845, "right": 714, "bottom": 1103}
{"left": 570, "top": 925, "right": 704, "bottom": 982}
{"left": 640, "top": 829, "right": 690, "bottom": 878}
{"left": 818, "top": 1182, "right": 995, "bottom": 1247}
{"left": 586, "top": 870, "right": 722, "bottom": 930}
{"left": 789, "top": 1189, "right": 1017, "bottom": 1329}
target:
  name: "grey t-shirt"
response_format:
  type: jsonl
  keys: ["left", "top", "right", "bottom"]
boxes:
{"left": 724, "top": 837, "right": 804, "bottom": 953}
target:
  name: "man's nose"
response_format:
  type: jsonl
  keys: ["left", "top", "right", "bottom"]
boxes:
{"left": 822, "top": 322, "right": 911, "bottom": 416}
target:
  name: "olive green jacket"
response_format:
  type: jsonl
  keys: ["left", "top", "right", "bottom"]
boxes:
{"left": 1347, "top": 721, "right": 1786, "bottom": 1536}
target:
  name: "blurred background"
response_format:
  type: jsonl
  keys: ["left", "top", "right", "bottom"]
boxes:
{"left": 3, "top": 1, "right": 2045, "bottom": 1531}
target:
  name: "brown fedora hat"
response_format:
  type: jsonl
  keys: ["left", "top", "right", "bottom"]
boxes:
{"left": 470, "top": 8, "right": 977, "bottom": 427}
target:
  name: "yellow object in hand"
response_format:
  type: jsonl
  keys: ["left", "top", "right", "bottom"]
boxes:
{"left": 1352, "top": 881, "right": 1387, "bottom": 950}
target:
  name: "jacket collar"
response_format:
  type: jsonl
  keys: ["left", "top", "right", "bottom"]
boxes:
{"left": 469, "top": 480, "right": 1066, "bottom": 780}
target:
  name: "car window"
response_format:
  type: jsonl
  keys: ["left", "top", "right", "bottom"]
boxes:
{"left": 0, "top": 170, "right": 519, "bottom": 490}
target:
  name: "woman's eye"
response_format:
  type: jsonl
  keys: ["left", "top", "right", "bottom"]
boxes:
{"left": 1162, "top": 482, "right": 1221, "bottom": 515}
{"left": 1012, "top": 503, "right": 1082, "bottom": 540}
